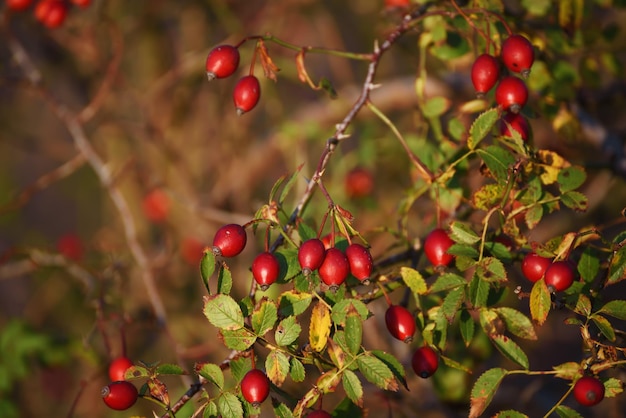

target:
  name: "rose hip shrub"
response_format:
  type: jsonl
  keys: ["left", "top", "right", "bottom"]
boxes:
{"left": 1, "top": 2, "right": 625, "bottom": 418}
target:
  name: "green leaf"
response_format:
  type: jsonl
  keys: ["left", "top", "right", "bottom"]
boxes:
{"left": 230, "top": 356, "right": 253, "bottom": 383}
{"left": 155, "top": 363, "right": 186, "bottom": 375}
{"left": 217, "top": 392, "right": 243, "bottom": 418}
{"left": 573, "top": 294, "right": 592, "bottom": 317}
{"left": 440, "top": 354, "right": 472, "bottom": 373}
{"left": 460, "top": 309, "right": 475, "bottom": 347}
{"left": 200, "top": 251, "right": 215, "bottom": 293}
{"left": 449, "top": 221, "right": 481, "bottom": 244}
{"left": 400, "top": 267, "right": 428, "bottom": 295}
{"left": 278, "top": 291, "right": 313, "bottom": 317}
{"left": 430, "top": 273, "right": 466, "bottom": 293}
{"left": 441, "top": 287, "right": 465, "bottom": 323}
{"left": 217, "top": 262, "right": 233, "bottom": 295}
{"left": 265, "top": 350, "right": 290, "bottom": 386}
{"left": 477, "top": 145, "right": 516, "bottom": 184}
{"left": 598, "top": 300, "right": 626, "bottom": 320}
{"left": 494, "top": 307, "right": 537, "bottom": 340}
{"left": 331, "top": 299, "right": 370, "bottom": 326}
{"left": 468, "top": 108, "right": 499, "bottom": 150}
{"left": 278, "top": 163, "right": 304, "bottom": 204}
{"left": 490, "top": 334, "right": 529, "bottom": 369}
{"left": 557, "top": 166, "right": 586, "bottom": 193}
{"left": 422, "top": 96, "right": 451, "bottom": 118}
{"left": 552, "top": 362, "right": 580, "bottom": 380}
{"left": 344, "top": 305, "right": 363, "bottom": 355}
{"left": 298, "top": 222, "right": 317, "bottom": 242}
{"left": 289, "top": 357, "right": 306, "bottom": 382}
{"left": 195, "top": 363, "right": 224, "bottom": 389}
{"left": 554, "top": 405, "right": 584, "bottom": 418}
{"left": 469, "top": 368, "right": 507, "bottom": 418}
{"left": 472, "top": 183, "right": 505, "bottom": 211}
{"left": 577, "top": 247, "right": 600, "bottom": 283}
{"left": 275, "top": 316, "right": 301, "bottom": 346}
{"left": 493, "top": 411, "right": 528, "bottom": 418}
{"left": 476, "top": 257, "right": 507, "bottom": 283}
{"left": 219, "top": 328, "right": 257, "bottom": 351}
{"left": 591, "top": 314, "right": 615, "bottom": 341}
{"left": 203, "top": 294, "right": 244, "bottom": 330}
{"left": 332, "top": 397, "right": 363, "bottom": 418}
{"left": 356, "top": 353, "right": 398, "bottom": 391}
{"left": 561, "top": 191, "right": 588, "bottom": 211}
{"left": 275, "top": 248, "right": 301, "bottom": 284}
{"left": 251, "top": 299, "right": 278, "bottom": 337}
{"left": 468, "top": 274, "right": 490, "bottom": 308}
{"left": 479, "top": 308, "right": 500, "bottom": 336}
{"left": 604, "top": 377, "right": 624, "bottom": 398}
{"left": 447, "top": 243, "right": 480, "bottom": 260}
{"left": 271, "top": 399, "right": 295, "bottom": 418}
{"left": 342, "top": 369, "right": 364, "bottom": 407}
{"left": 203, "top": 400, "right": 218, "bottom": 418}
{"left": 530, "top": 279, "right": 551, "bottom": 326}
{"left": 608, "top": 244, "right": 626, "bottom": 285}
{"left": 371, "top": 350, "right": 408, "bottom": 390}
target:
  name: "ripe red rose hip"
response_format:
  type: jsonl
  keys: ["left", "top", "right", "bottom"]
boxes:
{"left": 345, "top": 167, "right": 374, "bottom": 199}
{"left": 205, "top": 45, "right": 240, "bottom": 80}
{"left": 142, "top": 189, "right": 171, "bottom": 223}
{"left": 34, "top": 0, "right": 67, "bottom": 29}
{"left": 306, "top": 411, "right": 332, "bottom": 418}
{"left": 345, "top": 243, "right": 373, "bottom": 282}
{"left": 7, "top": 0, "right": 34, "bottom": 12}
{"left": 212, "top": 224, "right": 247, "bottom": 257}
{"left": 240, "top": 369, "right": 271, "bottom": 406}
{"left": 385, "top": 305, "right": 416, "bottom": 343}
{"left": 233, "top": 75, "right": 261, "bottom": 115}
{"left": 298, "top": 238, "right": 326, "bottom": 275}
{"left": 252, "top": 251, "right": 280, "bottom": 290}
{"left": 108, "top": 356, "right": 134, "bottom": 382}
{"left": 471, "top": 53, "right": 500, "bottom": 96}
{"left": 500, "top": 112, "right": 530, "bottom": 142}
{"left": 544, "top": 260, "right": 576, "bottom": 292}
{"left": 424, "top": 228, "right": 455, "bottom": 268}
{"left": 412, "top": 345, "right": 439, "bottom": 378}
{"left": 102, "top": 381, "right": 138, "bottom": 411}
{"left": 501, "top": 34, "right": 535, "bottom": 78}
{"left": 318, "top": 247, "right": 350, "bottom": 290}
{"left": 573, "top": 376, "right": 605, "bottom": 407}
{"left": 495, "top": 76, "right": 528, "bottom": 114}
{"left": 521, "top": 252, "right": 552, "bottom": 283}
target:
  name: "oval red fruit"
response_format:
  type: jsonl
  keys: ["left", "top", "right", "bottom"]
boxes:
{"left": 385, "top": 305, "right": 416, "bottom": 343}
{"left": 205, "top": 45, "right": 240, "bottom": 80}
{"left": 252, "top": 251, "right": 280, "bottom": 290}
{"left": 501, "top": 35, "right": 535, "bottom": 78}
{"left": 500, "top": 112, "right": 530, "bottom": 142}
{"left": 108, "top": 356, "right": 134, "bottom": 382}
{"left": 544, "top": 260, "right": 576, "bottom": 292}
{"left": 318, "top": 247, "right": 350, "bottom": 290}
{"left": 212, "top": 224, "right": 247, "bottom": 257}
{"left": 298, "top": 239, "right": 326, "bottom": 275}
{"left": 573, "top": 376, "right": 605, "bottom": 407}
{"left": 102, "top": 381, "right": 138, "bottom": 411}
{"left": 411, "top": 345, "right": 439, "bottom": 378}
{"left": 233, "top": 75, "right": 261, "bottom": 115}
{"left": 424, "top": 228, "right": 455, "bottom": 268}
{"left": 7, "top": 0, "right": 34, "bottom": 12}
{"left": 240, "top": 369, "right": 270, "bottom": 406}
{"left": 345, "top": 167, "right": 374, "bottom": 199}
{"left": 471, "top": 53, "right": 500, "bottom": 96}
{"left": 521, "top": 252, "right": 552, "bottom": 283}
{"left": 35, "top": 0, "right": 67, "bottom": 29}
{"left": 345, "top": 243, "right": 373, "bottom": 282}
{"left": 495, "top": 76, "right": 528, "bottom": 114}
{"left": 142, "top": 189, "right": 170, "bottom": 223}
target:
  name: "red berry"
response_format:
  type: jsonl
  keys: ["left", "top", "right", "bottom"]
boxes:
{"left": 298, "top": 239, "right": 326, "bottom": 275}
{"left": 318, "top": 247, "right": 350, "bottom": 290}
{"left": 34, "top": 0, "right": 67, "bottom": 29}
{"left": 521, "top": 252, "right": 552, "bottom": 283}
{"left": 500, "top": 112, "right": 530, "bottom": 141}
{"left": 385, "top": 305, "right": 416, "bottom": 343}
{"left": 181, "top": 237, "right": 205, "bottom": 266}
{"left": 240, "top": 369, "right": 270, "bottom": 406}
{"left": 252, "top": 252, "right": 280, "bottom": 290}
{"left": 384, "top": 0, "right": 410, "bottom": 8}
{"left": 411, "top": 346, "right": 439, "bottom": 378}
{"left": 57, "top": 233, "right": 84, "bottom": 261}
{"left": 345, "top": 167, "right": 374, "bottom": 199}
{"left": 7, "top": 0, "right": 34, "bottom": 12}
{"left": 495, "top": 76, "right": 528, "bottom": 114}
{"left": 306, "top": 411, "right": 332, "bottom": 418}
{"left": 205, "top": 45, "right": 240, "bottom": 80}
{"left": 233, "top": 75, "right": 261, "bottom": 115}
{"left": 501, "top": 35, "right": 535, "bottom": 78}
{"left": 102, "top": 381, "right": 138, "bottom": 411}
{"left": 345, "top": 243, "right": 373, "bottom": 282}
{"left": 212, "top": 224, "right": 247, "bottom": 257}
{"left": 471, "top": 53, "right": 500, "bottom": 96}
{"left": 108, "top": 356, "right": 134, "bottom": 382}
{"left": 424, "top": 228, "right": 455, "bottom": 268}
{"left": 142, "top": 189, "right": 170, "bottom": 223}
{"left": 70, "top": 0, "right": 91, "bottom": 7}
{"left": 573, "top": 376, "right": 605, "bottom": 407}
{"left": 544, "top": 260, "right": 576, "bottom": 292}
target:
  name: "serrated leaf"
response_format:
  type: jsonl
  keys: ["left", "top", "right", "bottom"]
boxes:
{"left": 217, "top": 262, "right": 233, "bottom": 295}
{"left": 275, "top": 316, "right": 301, "bottom": 346}
{"left": 468, "top": 274, "right": 490, "bottom": 308}
{"left": 460, "top": 309, "right": 475, "bottom": 347}
{"left": 195, "top": 363, "right": 224, "bottom": 389}
{"left": 203, "top": 294, "right": 244, "bottom": 330}
{"left": 230, "top": 357, "right": 253, "bottom": 383}
{"left": 494, "top": 307, "right": 537, "bottom": 340}
{"left": 219, "top": 328, "right": 257, "bottom": 351}
{"left": 472, "top": 183, "right": 505, "bottom": 211}
{"left": 476, "top": 257, "right": 507, "bottom": 282}
{"left": 251, "top": 299, "right": 278, "bottom": 337}
{"left": 468, "top": 108, "right": 499, "bottom": 150}
{"left": 479, "top": 308, "right": 500, "bottom": 336}
{"left": 553, "top": 362, "right": 581, "bottom": 380}
{"left": 289, "top": 357, "right": 305, "bottom": 382}
{"left": 271, "top": 399, "right": 295, "bottom": 418}
{"left": 203, "top": 400, "right": 218, "bottom": 418}
{"left": 356, "top": 353, "right": 398, "bottom": 391}
{"left": 316, "top": 368, "right": 342, "bottom": 393}
{"left": 598, "top": 300, "right": 626, "bottom": 320}
{"left": 561, "top": 191, "right": 588, "bottom": 211}
{"left": 422, "top": 96, "right": 451, "bottom": 118}
{"left": 530, "top": 278, "right": 551, "bottom": 325}
{"left": 371, "top": 350, "right": 408, "bottom": 390}
{"left": 578, "top": 247, "right": 600, "bottom": 283}
{"left": 490, "top": 334, "right": 529, "bottom": 369}
{"left": 557, "top": 166, "right": 586, "bottom": 193}
{"left": 400, "top": 266, "right": 427, "bottom": 295}
{"left": 309, "top": 302, "right": 331, "bottom": 352}
{"left": 331, "top": 299, "right": 370, "bottom": 326}
{"left": 298, "top": 222, "right": 317, "bottom": 242}
{"left": 554, "top": 405, "right": 584, "bottom": 418}
{"left": 278, "top": 291, "right": 313, "bottom": 317}
{"left": 604, "top": 377, "right": 624, "bottom": 398}
{"left": 430, "top": 273, "right": 466, "bottom": 293}
{"left": 441, "top": 286, "right": 465, "bottom": 323}
{"left": 330, "top": 332, "right": 350, "bottom": 368}
{"left": 217, "top": 392, "right": 243, "bottom": 418}
{"left": 441, "top": 354, "right": 472, "bottom": 373}
{"left": 265, "top": 350, "right": 290, "bottom": 386}
{"left": 332, "top": 397, "right": 364, "bottom": 418}
{"left": 155, "top": 363, "right": 186, "bottom": 375}
{"left": 275, "top": 248, "right": 301, "bottom": 284}
{"left": 148, "top": 377, "right": 170, "bottom": 406}
{"left": 469, "top": 368, "right": 507, "bottom": 418}
{"left": 200, "top": 251, "right": 215, "bottom": 293}
{"left": 342, "top": 369, "right": 364, "bottom": 407}
{"left": 345, "top": 305, "right": 363, "bottom": 355}
{"left": 493, "top": 410, "right": 528, "bottom": 418}
{"left": 608, "top": 244, "right": 626, "bottom": 285}
{"left": 449, "top": 221, "right": 481, "bottom": 244}
{"left": 573, "top": 294, "right": 592, "bottom": 316}
{"left": 447, "top": 243, "right": 479, "bottom": 259}
{"left": 535, "top": 150, "right": 570, "bottom": 185}
{"left": 591, "top": 314, "right": 615, "bottom": 341}
{"left": 478, "top": 145, "right": 516, "bottom": 184}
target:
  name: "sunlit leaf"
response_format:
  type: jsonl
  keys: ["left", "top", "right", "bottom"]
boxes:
{"left": 278, "top": 291, "right": 313, "bottom": 317}
{"left": 591, "top": 314, "right": 615, "bottom": 341}
{"left": 309, "top": 302, "right": 331, "bottom": 352}
{"left": 356, "top": 353, "right": 398, "bottom": 391}
{"left": 469, "top": 368, "right": 507, "bottom": 418}
{"left": 494, "top": 307, "right": 537, "bottom": 340}
{"left": 344, "top": 305, "right": 363, "bottom": 355}
{"left": 598, "top": 300, "right": 626, "bottom": 320}
{"left": 219, "top": 328, "right": 257, "bottom": 351}
{"left": 490, "top": 334, "right": 529, "bottom": 369}
{"left": 468, "top": 108, "right": 499, "bottom": 150}
{"left": 275, "top": 316, "right": 301, "bottom": 347}
{"left": 265, "top": 350, "right": 290, "bottom": 386}
{"left": 200, "top": 251, "right": 216, "bottom": 293}
{"left": 342, "top": 369, "right": 364, "bottom": 407}
{"left": 217, "top": 392, "right": 243, "bottom": 418}
{"left": 400, "top": 266, "right": 428, "bottom": 295}
{"left": 203, "top": 294, "right": 244, "bottom": 330}
{"left": 251, "top": 298, "right": 278, "bottom": 337}
{"left": 530, "top": 279, "right": 551, "bottom": 325}
{"left": 195, "top": 363, "right": 224, "bottom": 389}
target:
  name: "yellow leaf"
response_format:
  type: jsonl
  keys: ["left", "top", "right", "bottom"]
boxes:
{"left": 309, "top": 301, "right": 331, "bottom": 352}
{"left": 534, "top": 150, "right": 571, "bottom": 185}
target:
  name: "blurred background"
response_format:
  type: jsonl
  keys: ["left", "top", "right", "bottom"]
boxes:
{"left": 0, "top": 1, "right": 625, "bottom": 417}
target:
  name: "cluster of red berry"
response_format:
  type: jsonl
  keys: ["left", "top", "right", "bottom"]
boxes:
{"left": 6, "top": 0, "right": 91, "bottom": 29}
{"left": 521, "top": 251, "right": 578, "bottom": 293}
{"left": 101, "top": 356, "right": 138, "bottom": 411}
{"left": 205, "top": 44, "right": 261, "bottom": 115}
{"left": 471, "top": 34, "right": 535, "bottom": 142}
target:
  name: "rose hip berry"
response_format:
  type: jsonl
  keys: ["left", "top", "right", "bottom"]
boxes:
{"left": 240, "top": 369, "right": 271, "bottom": 406}
{"left": 102, "top": 381, "right": 138, "bottom": 411}
{"left": 108, "top": 356, "right": 134, "bottom": 382}
{"left": 318, "top": 247, "right": 350, "bottom": 290}
{"left": 7, "top": 0, "right": 33, "bottom": 12}
{"left": 34, "top": 0, "right": 67, "bottom": 29}
{"left": 233, "top": 75, "right": 261, "bottom": 115}
{"left": 306, "top": 411, "right": 332, "bottom": 418}
{"left": 521, "top": 252, "right": 552, "bottom": 283}
{"left": 495, "top": 76, "right": 529, "bottom": 114}
{"left": 252, "top": 251, "right": 280, "bottom": 290}
{"left": 544, "top": 260, "right": 577, "bottom": 292}
{"left": 424, "top": 228, "right": 455, "bottom": 268}
{"left": 142, "top": 189, "right": 171, "bottom": 223}
{"left": 573, "top": 375, "right": 605, "bottom": 407}
{"left": 471, "top": 53, "right": 500, "bottom": 97}
{"left": 385, "top": 305, "right": 416, "bottom": 343}
{"left": 501, "top": 34, "right": 535, "bottom": 78}
{"left": 500, "top": 112, "right": 530, "bottom": 142}
{"left": 205, "top": 45, "right": 240, "bottom": 81}
{"left": 212, "top": 224, "right": 247, "bottom": 257}
{"left": 411, "top": 345, "right": 439, "bottom": 378}
{"left": 345, "top": 167, "right": 374, "bottom": 199}
{"left": 345, "top": 243, "right": 373, "bottom": 282}
{"left": 298, "top": 238, "right": 326, "bottom": 275}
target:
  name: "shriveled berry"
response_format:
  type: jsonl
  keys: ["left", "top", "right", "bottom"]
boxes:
{"left": 102, "top": 381, "right": 138, "bottom": 411}
{"left": 411, "top": 346, "right": 439, "bottom": 378}
{"left": 108, "top": 356, "right": 134, "bottom": 382}
{"left": 544, "top": 260, "right": 576, "bottom": 292}
{"left": 318, "top": 247, "right": 350, "bottom": 290}
{"left": 252, "top": 252, "right": 280, "bottom": 290}
{"left": 501, "top": 34, "right": 535, "bottom": 78}
{"left": 424, "top": 228, "right": 455, "bottom": 268}
{"left": 471, "top": 53, "right": 500, "bottom": 96}
{"left": 212, "top": 224, "right": 247, "bottom": 257}
{"left": 298, "top": 238, "right": 326, "bottom": 275}
{"left": 345, "top": 243, "right": 373, "bottom": 282}
{"left": 240, "top": 369, "right": 270, "bottom": 406}
{"left": 233, "top": 75, "right": 261, "bottom": 115}
{"left": 385, "top": 305, "right": 416, "bottom": 343}
{"left": 495, "top": 76, "right": 528, "bottom": 114}
{"left": 500, "top": 112, "right": 530, "bottom": 142}
{"left": 573, "top": 376, "right": 605, "bottom": 407}
{"left": 521, "top": 252, "right": 552, "bottom": 283}
{"left": 205, "top": 45, "right": 240, "bottom": 80}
